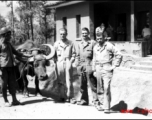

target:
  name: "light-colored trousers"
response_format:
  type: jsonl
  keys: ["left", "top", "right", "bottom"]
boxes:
{"left": 56, "top": 59, "right": 74, "bottom": 99}
{"left": 96, "top": 68, "right": 113, "bottom": 110}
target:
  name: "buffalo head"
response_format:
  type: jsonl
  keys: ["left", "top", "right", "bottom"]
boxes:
{"left": 28, "top": 44, "right": 55, "bottom": 80}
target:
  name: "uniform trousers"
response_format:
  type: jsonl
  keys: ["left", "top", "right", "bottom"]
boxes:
{"left": 95, "top": 65, "right": 113, "bottom": 110}
{"left": 77, "top": 62, "right": 98, "bottom": 104}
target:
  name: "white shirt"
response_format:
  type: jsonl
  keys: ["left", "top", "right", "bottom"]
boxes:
{"left": 142, "top": 28, "right": 151, "bottom": 37}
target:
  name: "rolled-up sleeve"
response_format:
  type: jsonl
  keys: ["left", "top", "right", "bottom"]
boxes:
{"left": 110, "top": 44, "right": 122, "bottom": 67}
{"left": 92, "top": 46, "right": 96, "bottom": 71}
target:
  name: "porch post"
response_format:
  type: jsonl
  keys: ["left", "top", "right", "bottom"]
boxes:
{"left": 51, "top": 8, "right": 56, "bottom": 43}
{"left": 89, "top": 3, "right": 94, "bottom": 40}
{"left": 131, "top": 1, "right": 135, "bottom": 42}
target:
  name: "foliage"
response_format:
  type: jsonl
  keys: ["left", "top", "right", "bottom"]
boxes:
{"left": 0, "top": 14, "right": 6, "bottom": 29}
{"left": 14, "top": 1, "right": 55, "bottom": 45}
{"left": 6, "top": 11, "right": 18, "bottom": 28}
{"left": 0, "top": 1, "right": 55, "bottom": 46}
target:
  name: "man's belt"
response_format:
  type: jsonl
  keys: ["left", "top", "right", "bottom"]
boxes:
{"left": 57, "top": 57, "right": 68, "bottom": 62}
{"left": 95, "top": 62, "right": 111, "bottom": 67}
{"left": 95, "top": 63, "right": 104, "bottom": 67}
{"left": 80, "top": 58, "right": 92, "bottom": 62}
{"left": 79, "top": 58, "right": 92, "bottom": 65}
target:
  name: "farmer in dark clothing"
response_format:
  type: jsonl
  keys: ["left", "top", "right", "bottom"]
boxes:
{"left": 0, "top": 26, "right": 31, "bottom": 107}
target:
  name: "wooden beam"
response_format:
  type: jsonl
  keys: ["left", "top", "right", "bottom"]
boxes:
{"left": 131, "top": 1, "right": 135, "bottom": 42}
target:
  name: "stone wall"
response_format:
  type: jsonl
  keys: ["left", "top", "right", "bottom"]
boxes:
{"left": 111, "top": 41, "right": 148, "bottom": 57}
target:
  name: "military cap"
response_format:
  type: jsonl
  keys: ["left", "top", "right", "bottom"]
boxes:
{"left": 96, "top": 32, "right": 103, "bottom": 39}
{"left": 96, "top": 32, "right": 111, "bottom": 40}
{"left": 0, "top": 26, "right": 12, "bottom": 35}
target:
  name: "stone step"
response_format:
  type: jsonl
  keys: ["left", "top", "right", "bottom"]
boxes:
{"left": 139, "top": 61, "right": 152, "bottom": 66}
{"left": 146, "top": 55, "right": 152, "bottom": 57}
{"left": 142, "top": 56, "right": 152, "bottom": 61}
{"left": 117, "top": 67, "right": 152, "bottom": 73}
{"left": 130, "top": 64, "right": 152, "bottom": 71}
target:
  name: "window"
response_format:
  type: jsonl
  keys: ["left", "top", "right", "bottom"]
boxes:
{"left": 76, "top": 15, "right": 81, "bottom": 38}
{"left": 62, "top": 17, "right": 67, "bottom": 29}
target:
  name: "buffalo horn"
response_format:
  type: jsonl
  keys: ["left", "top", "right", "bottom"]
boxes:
{"left": 41, "top": 44, "right": 55, "bottom": 60}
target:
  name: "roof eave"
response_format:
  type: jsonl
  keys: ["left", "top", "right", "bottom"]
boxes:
{"left": 45, "top": 1, "right": 85, "bottom": 9}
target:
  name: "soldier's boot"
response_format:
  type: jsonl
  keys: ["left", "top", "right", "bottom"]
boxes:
{"left": 104, "top": 109, "right": 119, "bottom": 114}
{"left": 58, "top": 84, "right": 66, "bottom": 102}
{"left": 69, "top": 85, "right": 77, "bottom": 104}
{"left": 66, "top": 85, "right": 76, "bottom": 103}
{"left": 66, "top": 85, "right": 71, "bottom": 102}
{"left": 94, "top": 101, "right": 104, "bottom": 111}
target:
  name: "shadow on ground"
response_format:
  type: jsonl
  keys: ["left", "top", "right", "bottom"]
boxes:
{"left": 28, "top": 87, "right": 59, "bottom": 100}
{"left": 21, "top": 97, "right": 54, "bottom": 105}
{"left": 111, "top": 100, "right": 148, "bottom": 116}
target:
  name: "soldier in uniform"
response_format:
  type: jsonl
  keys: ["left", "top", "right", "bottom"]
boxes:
{"left": 92, "top": 31, "right": 122, "bottom": 113}
{"left": 74, "top": 27, "right": 100, "bottom": 107}
{"left": 54, "top": 28, "right": 76, "bottom": 103}
{"left": 116, "top": 23, "right": 125, "bottom": 41}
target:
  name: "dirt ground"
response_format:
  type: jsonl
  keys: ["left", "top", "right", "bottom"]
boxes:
{"left": 0, "top": 92, "right": 151, "bottom": 119}
{"left": 0, "top": 67, "right": 152, "bottom": 119}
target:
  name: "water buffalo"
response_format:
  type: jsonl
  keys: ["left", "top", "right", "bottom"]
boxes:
{"left": 16, "top": 44, "right": 56, "bottom": 97}
{"left": 16, "top": 43, "right": 80, "bottom": 101}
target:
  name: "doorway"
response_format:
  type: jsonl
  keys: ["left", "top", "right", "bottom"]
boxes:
{"left": 94, "top": 3, "right": 110, "bottom": 39}
{"left": 116, "top": 13, "right": 127, "bottom": 41}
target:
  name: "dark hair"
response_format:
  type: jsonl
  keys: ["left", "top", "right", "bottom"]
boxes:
{"left": 96, "top": 32, "right": 102, "bottom": 38}
{"left": 145, "top": 24, "right": 149, "bottom": 28}
{"left": 81, "top": 27, "right": 90, "bottom": 33}
{"left": 101, "top": 23, "right": 105, "bottom": 26}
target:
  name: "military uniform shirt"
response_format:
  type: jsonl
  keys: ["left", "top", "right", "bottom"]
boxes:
{"left": 54, "top": 39, "right": 76, "bottom": 62}
{"left": 76, "top": 38, "right": 96, "bottom": 64}
{"left": 92, "top": 41, "right": 122, "bottom": 71}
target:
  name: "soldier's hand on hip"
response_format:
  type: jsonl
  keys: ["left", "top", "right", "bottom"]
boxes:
{"left": 104, "top": 66, "right": 116, "bottom": 71}
{"left": 93, "top": 72, "right": 97, "bottom": 77}
{"left": 0, "top": 70, "right": 2, "bottom": 76}
{"left": 72, "top": 62, "right": 77, "bottom": 67}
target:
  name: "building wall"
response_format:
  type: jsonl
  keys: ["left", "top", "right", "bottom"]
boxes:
{"left": 54, "top": 1, "right": 150, "bottom": 56}
{"left": 55, "top": 1, "right": 133, "bottom": 42}
{"left": 55, "top": 2, "right": 90, "bottom": 41}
